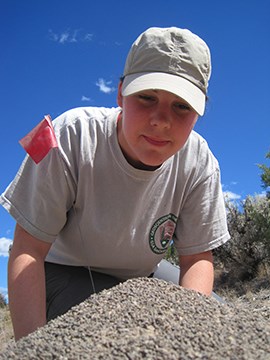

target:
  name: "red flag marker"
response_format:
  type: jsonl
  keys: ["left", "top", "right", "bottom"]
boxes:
{"left": 19, "top": 115, "right": 58, "bottom": 164}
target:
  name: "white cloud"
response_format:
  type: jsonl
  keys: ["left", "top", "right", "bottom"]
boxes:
{"left": 257, "top": 191, "right": 267, "bottom": 198}
{"left": 222, "top": 183, "right": 241, "bottom": 202}
{"left": 84, "top": 33, "right": 93, "bottom": 42}
{"left": 96, "top": 78, "right": 116, "bottom": 94}
{"left": 0, "top": 237, "right": 12, "bottom": 257}
{"left": 81, "top": 95, "right": 92, "bottom": 102}
{"left": 223, "top": 191, "right": 241, "bottom": 201}
{"left": 59, "top": 31, "right": 70, "bottom": 44}
{"left": 48, "top": 29, "right": 93, "bottom": 44}
{"left": 48, "top": 29, "right": 58, "bottom": 42}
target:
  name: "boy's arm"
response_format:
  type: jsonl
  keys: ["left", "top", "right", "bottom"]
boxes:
{"left": 8, "top": 223, "right": 52, "bottom": 340}
{"left": 178, "top": 250, "right": 214, "bottom": 296}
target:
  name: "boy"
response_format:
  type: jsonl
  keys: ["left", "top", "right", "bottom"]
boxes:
{"left": 0, "top": 26, "right": 230, "bottom": 340}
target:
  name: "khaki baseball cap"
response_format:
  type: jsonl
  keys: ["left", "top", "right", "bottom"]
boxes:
{"left": 122, "top": 27, "right": 211, "bottom": 116}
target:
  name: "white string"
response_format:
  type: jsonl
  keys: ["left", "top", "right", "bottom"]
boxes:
{"left": 55, "top": 144, "right": 96, "bottom": 294}
{"left": 72, "top": 204, "right": 96, "bottom": 293}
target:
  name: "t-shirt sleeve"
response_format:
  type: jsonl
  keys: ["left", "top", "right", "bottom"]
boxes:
{"left": 0, "top": 148, "right": 76, "bottom": 242}
{"left": 174, "top": 167, "right": 230, "bottom": 256}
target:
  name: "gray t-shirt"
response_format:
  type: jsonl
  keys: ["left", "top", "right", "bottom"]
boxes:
{"left": 0, "top": 106, "right": 230, "bottom": 279}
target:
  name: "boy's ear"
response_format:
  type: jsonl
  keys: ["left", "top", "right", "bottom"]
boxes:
{"left": 117, "top": 82, "right": 123, "bottom": 107}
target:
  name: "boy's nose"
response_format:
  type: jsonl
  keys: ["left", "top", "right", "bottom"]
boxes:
{"left": 149, "top": 108, "right": 171, "bottom": 129}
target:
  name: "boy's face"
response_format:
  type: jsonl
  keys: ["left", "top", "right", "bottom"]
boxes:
{"left": 117, "top": 83, "right": 199, "bottom": 170}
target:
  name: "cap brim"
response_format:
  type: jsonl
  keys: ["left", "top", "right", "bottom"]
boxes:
{"left": 122, "top": 72, "right": 206, "bottom": 116}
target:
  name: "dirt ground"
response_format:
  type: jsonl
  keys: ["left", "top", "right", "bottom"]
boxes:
{"left": 1, "top": 276, "right": 269, "bottom": 352}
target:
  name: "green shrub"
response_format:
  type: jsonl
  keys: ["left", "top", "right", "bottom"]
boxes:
{"left": 0, "top": 293, "right": 7, "bottom": 308}
{"left": 214, "top": 195, "right": 270, "bottom": 281}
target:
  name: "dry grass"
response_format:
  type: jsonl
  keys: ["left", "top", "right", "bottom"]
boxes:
{"left": 214, "top": 272, "right": 270, "bottom": 319}
{"left": 0, "top": 306, "right": 14, "bottom": 352}
{"left": 214, "top": 268, "right": 270, "bottom": 296}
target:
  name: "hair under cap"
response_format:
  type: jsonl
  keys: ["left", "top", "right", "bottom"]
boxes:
{"left": 122, "top": 27, "right": 211, "bottom": 116}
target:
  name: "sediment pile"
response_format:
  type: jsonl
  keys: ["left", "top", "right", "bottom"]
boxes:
{"left": 1, "top": 278, "right": 269, "bottom": 359}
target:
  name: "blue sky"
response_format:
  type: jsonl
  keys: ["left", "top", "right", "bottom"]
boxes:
{"left": 0, "top": 0, "right": 269, "bottom": 300}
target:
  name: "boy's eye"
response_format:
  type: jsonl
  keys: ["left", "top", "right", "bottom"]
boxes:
{"left": 137, "top": 94, "right": 155, "bottom": 102}
{"left": 174, "top": 103, "right": 191, "bottom": 111}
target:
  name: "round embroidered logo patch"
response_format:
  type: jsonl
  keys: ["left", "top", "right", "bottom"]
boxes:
{"left": 149, "top": 213, "right": 177, "bottom": 254}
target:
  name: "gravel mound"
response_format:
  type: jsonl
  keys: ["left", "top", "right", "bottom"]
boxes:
{"left": 1, "top": 278, "right": 269, "bottom": 359}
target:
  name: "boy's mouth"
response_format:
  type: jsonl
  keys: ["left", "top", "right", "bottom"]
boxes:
{"left": 143, "top": 135, "right": 169, "bottom": 147}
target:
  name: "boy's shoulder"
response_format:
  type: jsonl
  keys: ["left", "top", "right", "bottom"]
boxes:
{"left": 53, "top": 106, "right": 120, "bottom": 127}
{"left": 179, "top": 130, "right": 219, "bottom": 174}
{"left": 49, "top": 106, "right": 120, "bottom": 152}
{"left": 184, "top": 130, "right": 210, "bottom": 153}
